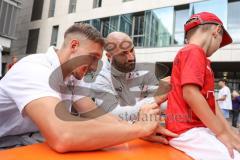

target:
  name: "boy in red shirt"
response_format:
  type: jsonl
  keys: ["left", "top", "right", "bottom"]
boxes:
{"left": 166, "top": 12, "right": 240, "bottom": 159}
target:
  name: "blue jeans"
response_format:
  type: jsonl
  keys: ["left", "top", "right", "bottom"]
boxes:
{"left": 221, "top": 109, "right": 230, "bottom": 119}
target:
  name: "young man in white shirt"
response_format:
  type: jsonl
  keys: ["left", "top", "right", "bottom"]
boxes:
{"left": 217, "top": 79, "right": 232, "bottom": 119}
{"left": 0, "top": 24, "right": 175, "bottom": 151}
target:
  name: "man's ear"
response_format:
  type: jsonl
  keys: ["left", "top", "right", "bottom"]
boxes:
{"left": 70, "top": 39, "right": 80, "bottom": 52}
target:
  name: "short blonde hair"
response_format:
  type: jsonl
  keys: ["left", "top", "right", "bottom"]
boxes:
{"left": 64, "top": 23, "right": 105, "bottom": 46}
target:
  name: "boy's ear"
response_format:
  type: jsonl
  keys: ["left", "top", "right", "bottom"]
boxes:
{"left": 213, "top": 25, "right": 223, "bottom": 38}
{"left": 212, "top": 29, "right": 218, "bottom": 38}
{"left": 217, "top": 25, "right": 223, "bottom": 35}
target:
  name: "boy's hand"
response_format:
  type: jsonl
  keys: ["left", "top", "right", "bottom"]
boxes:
{"left": 217, "top": 130, "right": 240, "bottom": 159}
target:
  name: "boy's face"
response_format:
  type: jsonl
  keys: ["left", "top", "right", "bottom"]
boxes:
{"left": 207, "top": 25, "right": 223, "bottom": 57}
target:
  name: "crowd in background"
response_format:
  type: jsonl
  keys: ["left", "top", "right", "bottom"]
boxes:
{"left": 217, "top": 79, "right": 240, "bottom": 128}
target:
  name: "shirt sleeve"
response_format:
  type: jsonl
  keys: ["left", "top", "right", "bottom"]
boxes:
{"left": 91, "top": 74, "right": 155, "bottom": 120}
{"left": 143, "top": 71, "right": 159, "bottom": 93}
{"left": 180, "top": 48, "right": 206, "bottom": 89}
{"left": 1, "top": 61, "right": 61, "bottom": 114}
{"left": 94, "top": 89, "right": 155, "bottom": 121}
{"left": 111, "top": 97, "right": 155, "bottom": 120}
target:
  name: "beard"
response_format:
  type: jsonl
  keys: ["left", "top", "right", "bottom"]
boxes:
{"left": 112, "top": 58, "right": 136, "bottom": 73}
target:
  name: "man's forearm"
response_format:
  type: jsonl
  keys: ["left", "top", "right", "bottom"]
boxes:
{"left": 216, "top": 96, "right": 226, "bottom": 101}
{"left": 26, "top": 97, "right": 156, "bottom": 153}
{"left": 57, "top": 114, "right": 145, "bottom": 152}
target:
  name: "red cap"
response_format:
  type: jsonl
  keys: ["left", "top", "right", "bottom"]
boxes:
{"left": 184, "top": 12, "right": 232, "bottom": 48}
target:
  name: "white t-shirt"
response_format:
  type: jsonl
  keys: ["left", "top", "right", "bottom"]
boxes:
{"left": 0, "top": 47, "right": 83, "bottom": 137}
{"left": 217, "top": 86, "right": 232, "bottom": 110}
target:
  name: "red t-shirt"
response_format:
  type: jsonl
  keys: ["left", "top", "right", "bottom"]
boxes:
{"left": 166, "top": 44, "right": 216, "bottom": 136}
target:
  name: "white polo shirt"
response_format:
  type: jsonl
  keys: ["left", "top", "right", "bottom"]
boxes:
{"left": 0, "top": 47, "right": 65, "bottom": 137}
{"left": 218, "top": 86, "right": 232, "bottom": 110}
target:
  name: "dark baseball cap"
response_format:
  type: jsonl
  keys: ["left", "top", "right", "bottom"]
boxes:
{"left": 184, "top": 12, "right": 232, "bottom": 48}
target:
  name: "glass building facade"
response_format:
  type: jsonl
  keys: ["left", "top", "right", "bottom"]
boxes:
{"left": 78, "top": 0, "right": 240, "bottom": 90}
{"left": 79, "top": 0, "right": 240, "bottom": 47}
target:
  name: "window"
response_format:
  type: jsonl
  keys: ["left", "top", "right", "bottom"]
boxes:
{"left": 132, "top": 13, "right": 145, "bottom": 47}
{"left": 100, "top": 16, "right": 119, "bottom": 37}
{"left": 77, "top": 16, "right": 119, "bottom": 38}
{"left": 173, "top": 5, "right": 189, "bottom": 45}
{"left": 0, "top": 0, "right": 18, "bottom": 37}
{"left": 50, "top": 25, "right": 59, "bottom": 46}
{"left": 9, "top": 6, "right": 17, "bottom": 37}
{"left": 100, "top": 18, "right": 110, "bottom": 37}
{"left": 68, "top": 0, "right": 77, "bottom": 13}
{"left": 119, "top": 14, "right": 133, "bottom": 36}
{"left": 190, "top": 0, "right": 227, "bottom": 26}
{"left": 93, "top": 0, "right": 102, "bottom": 8}
{"left": 119, "top": 12, "right": 145, "bottom": 47}
{"left": 4, "top": 4, "right": 13, "bottom": 34}
{"left": 144, "top": 7, "right": 174, "bottom": 47}
{"left": 31, "top": 0, "right": 44, "bottom": 21}
{"left": 48, "top": 0, "right": 56, "bottom": 17}
{"left": 75, "top": 20, "right": 91, "bottom": 24}
{"left": 0, "top": 2, "right": 8, "bottom": 34}
{"left": 228, "top": 0, "right": 240, "bottom": 43}
{"left": 92, "top": 19, "right": 101, "bottom": 31}
{"left": 109, "top": 16, "right": 120, "bottom": 32}
{"left": 26, "top": 29, "right": 40, "bottom": 54}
